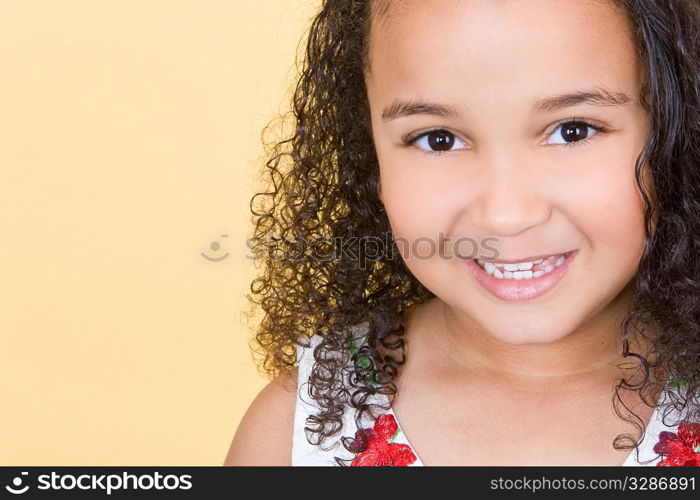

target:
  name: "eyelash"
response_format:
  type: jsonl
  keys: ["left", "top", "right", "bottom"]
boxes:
{"left": 402, "top": 117, "right": 608, "bottom": 157}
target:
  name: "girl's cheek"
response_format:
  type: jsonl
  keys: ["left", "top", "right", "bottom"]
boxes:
{"left": 559, "top": 154, "right": 647, "bottom": 261}
{"left": 378, "top": 158, "right": 453, "bottom": 225}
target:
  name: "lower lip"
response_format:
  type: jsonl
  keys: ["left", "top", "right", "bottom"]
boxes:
{"left": 464, "top": 250, "right": 578, "bottom": 302}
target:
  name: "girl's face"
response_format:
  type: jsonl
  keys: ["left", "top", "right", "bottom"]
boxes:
{"left": 365, "top": 0, "right": 651, "bottom": 344}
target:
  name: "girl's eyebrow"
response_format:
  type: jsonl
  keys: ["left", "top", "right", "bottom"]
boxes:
{"left": 381, "top": 86, "right": 633, "bottom": 122}
{"left": 381, "top": 99, "right": 460, "bottom": 122}
{"left": 533, "top": 86, "right": 633, "bottom": 112}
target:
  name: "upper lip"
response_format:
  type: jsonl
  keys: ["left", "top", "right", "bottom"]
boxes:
{"left": 473, "top": 250, "right": 573, "bottom": 264}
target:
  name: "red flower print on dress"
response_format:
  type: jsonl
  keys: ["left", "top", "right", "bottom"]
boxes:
{"left": 349, "top": 413, "right": 417, "bottom": 466}
{"left": 653, "top": 420, "right": 700, "bottom": 466}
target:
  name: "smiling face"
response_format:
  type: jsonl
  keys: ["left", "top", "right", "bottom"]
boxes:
{"left": 364, "top": 0, "right": 651, "bottom": 345}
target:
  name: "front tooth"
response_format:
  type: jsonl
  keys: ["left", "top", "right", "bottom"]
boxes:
{"left": 512, "top": 271, "right": 524, "bottom": 280}
{"left": 502, "top": 260, "right": 536, "bottom": 271}
{"left": 503, "top": 271, "right": 514, "bottom": 278}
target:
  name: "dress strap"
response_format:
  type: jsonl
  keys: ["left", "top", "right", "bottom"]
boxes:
{"left": 291, "top": 322, "right": 372, "bottom": 465}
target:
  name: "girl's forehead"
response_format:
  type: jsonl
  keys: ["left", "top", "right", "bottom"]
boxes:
{"left": 366, "top": 0, "right": 641, "bottom": 97}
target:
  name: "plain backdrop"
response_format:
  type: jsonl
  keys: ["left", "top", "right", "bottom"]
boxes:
{"left": 0, "top": 0, "right": 320, "bottom": 465}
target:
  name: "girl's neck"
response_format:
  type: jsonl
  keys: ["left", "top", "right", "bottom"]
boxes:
{"left": 406, "top": 286, "right": 659, "bottom": 394}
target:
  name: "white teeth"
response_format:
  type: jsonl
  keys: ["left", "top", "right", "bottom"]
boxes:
{"left": 475, "top": 252, "right": 570, "bottom": 280}
{"left": 479, "top": 258, "right": 544, "bottom": 271}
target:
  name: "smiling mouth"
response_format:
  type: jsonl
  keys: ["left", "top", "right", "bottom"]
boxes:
{"left": 464, "top": 250, "right": 578, "bottom": 302}
{"left": 474, "top": 251, "right": 573, "bottom": 280}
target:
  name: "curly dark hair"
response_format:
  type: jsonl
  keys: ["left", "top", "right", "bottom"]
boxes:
{"left": 244, "top": 0, "right": 700, "bottom": 465}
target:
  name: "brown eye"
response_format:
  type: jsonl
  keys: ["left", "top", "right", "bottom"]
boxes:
{"left": 426, "top": 131, "right": 455, "bottom": 151}
{"left": 561, "top": 122, "right": 589, "bottom": 142}
{"left": 408, "top": 129, "right": 466, "bottom": 155}
{"left": 548, "top": 120, "right": 603, "bottom": 148}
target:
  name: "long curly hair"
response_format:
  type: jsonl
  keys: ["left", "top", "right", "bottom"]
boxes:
{"left": 244, "top": 0, "right": 700, "bottom": 465}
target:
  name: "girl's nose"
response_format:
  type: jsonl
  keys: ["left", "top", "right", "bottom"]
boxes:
{"left": 467, "top": 161, "right": 552, "bottom": 237}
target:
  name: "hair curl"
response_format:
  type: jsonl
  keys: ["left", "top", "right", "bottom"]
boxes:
{"left": 245, "top": 0, "right": 700, "bottom": 465}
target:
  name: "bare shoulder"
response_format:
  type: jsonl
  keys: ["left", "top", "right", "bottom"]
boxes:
{"left": 223, "top": 366, "right": 299, "bottom": 466}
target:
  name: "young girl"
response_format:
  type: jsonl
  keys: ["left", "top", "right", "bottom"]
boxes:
{"left": 225, "top": 0, "right": 700, "bottom": 466}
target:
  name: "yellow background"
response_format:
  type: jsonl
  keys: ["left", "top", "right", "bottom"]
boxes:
{"left": 0, "top": 0, "right": 320, "bottom": 465}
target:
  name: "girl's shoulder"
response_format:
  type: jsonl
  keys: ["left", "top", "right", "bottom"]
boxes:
{"left": 225, "top": 365, "right": 298, "bottom": 465}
